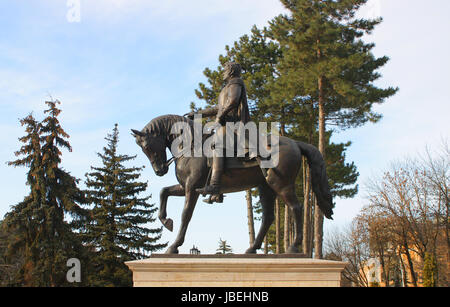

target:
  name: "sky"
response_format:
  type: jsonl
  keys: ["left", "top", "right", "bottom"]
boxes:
{"left": 0, "top": 0, "right": 449, "bottom": 254}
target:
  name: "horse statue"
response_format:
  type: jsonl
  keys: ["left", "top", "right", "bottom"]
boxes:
{"left": 132, "top": 114, "right": 334, "bottom": 254}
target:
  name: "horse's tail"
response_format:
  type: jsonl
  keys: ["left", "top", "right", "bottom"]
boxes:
{"left": 296, "top": 141, "right": 334, "bottom": 220}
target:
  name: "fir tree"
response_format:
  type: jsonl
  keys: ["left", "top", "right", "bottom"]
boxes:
{"left": 38, "top": 100, "right": 90, "bottom": 286}
{"left": 4, "top": 114, "right": 44, "bottom": 285}
{"left": 82, "top": 124, "right": 166, "bottom": 287}
{"left": 216, "top": 238, "right": 233, "bottom": 254}
{"left": 4, "top": 101, "right": 88, "bottom": 286}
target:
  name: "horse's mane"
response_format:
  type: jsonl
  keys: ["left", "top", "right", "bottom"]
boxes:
{"left": 142, "top": 114, "right": 193, "bottom": 137}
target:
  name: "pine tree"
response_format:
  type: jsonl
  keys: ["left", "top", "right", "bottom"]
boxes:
{"left": 267, "top": 0, "right": 398, "bottom": 258}
{"left": 216, "top": 238, "right": 233, "bottom": 254}
{"left": 194, "top": 19, "right": 361, "bottom": 255}
{"left": 4, "top": 101, "right": 88, "bottom": 286}
{"left": 82, "top": 124, "right": 166, "bottom": 287}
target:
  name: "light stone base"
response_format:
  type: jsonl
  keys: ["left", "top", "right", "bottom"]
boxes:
{"left": 125, "top": 255, "right": 348, "bottom": 287}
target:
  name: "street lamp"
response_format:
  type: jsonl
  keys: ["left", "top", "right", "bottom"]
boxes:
{"left": 190, "top": 245, "right": 201, "bottom": 255}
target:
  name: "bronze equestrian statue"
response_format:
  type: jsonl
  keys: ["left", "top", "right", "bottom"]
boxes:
{"left": 132, "top": 63, "right": 334, "bottom": 254}
{"left": 185, "top": 62, "right": 250, "bottom": 204}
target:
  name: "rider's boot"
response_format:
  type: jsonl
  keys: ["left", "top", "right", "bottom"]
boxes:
{"left": 197, "top": 156, "right": 224, "bottom": 198}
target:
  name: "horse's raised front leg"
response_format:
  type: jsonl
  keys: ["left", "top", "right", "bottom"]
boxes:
{"left": 165, "top": 190, "right": 200, "bottom": 254}
{"left": 159, "top": 184, "right": 185, "bottom": 232}
{"left": 245, "top": 184, "right": 276, "bottom": 254}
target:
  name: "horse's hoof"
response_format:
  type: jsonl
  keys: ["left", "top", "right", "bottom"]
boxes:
{"left": 286, "top": 246, "right": 300, "bottom": 254}
{"left": 212, "top": 194, "right": 224, "bottom": 203}
{"left": 245, "top": 247, "right": 257, "bottom": 254}
{"left": 162, "top": 218, "right": 174, "bottom": 232}
{"left": 203, "top": 197, "right": 214, "bottom": 204}
{"left": 165, "top": 246, "right": 179, "bottom": 254}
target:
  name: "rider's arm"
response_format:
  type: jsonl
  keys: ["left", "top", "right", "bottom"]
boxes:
{"left": 216, "top": 84, "right": 242, "bottom": 124}
{"left": 198, "top": 106, "right": 218, "bottom": 118}
{"left": 185, "top": 106, "right": 218, "bottom": 119}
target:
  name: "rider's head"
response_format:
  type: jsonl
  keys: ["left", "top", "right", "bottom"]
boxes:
{"left": 223, "top": 62, "right": 241, "bottom": 81}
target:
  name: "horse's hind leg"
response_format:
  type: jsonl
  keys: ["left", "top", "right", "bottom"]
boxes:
{"left": 165, "top": 190, "right": 199, "bottom": 254}
{"left": 245, "top": 183, "right": 276, "bottom": 254}
{"left": 279, "top": 185, "right": 303, "bottom": 253}
{"left": 159, "top": 184, "right": 185, "bottom": 232}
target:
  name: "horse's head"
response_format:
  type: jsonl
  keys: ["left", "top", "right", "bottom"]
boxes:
{"left": 131, "top": 128, "right": 168, "bottom": 176}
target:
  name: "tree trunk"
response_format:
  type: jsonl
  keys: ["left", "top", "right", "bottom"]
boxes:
{"left": 279, "top": 111, "right": 288, "bottom": 253}
{"left": 446, "top": 194, "right": 450, "bottom": 274}
{"left": 246, "top": 190, "right": 255, "bottom": 246}
{"left": 314, "top": 204, "right": 323, "bottom": 258}
{"left": 398, "top": 249, "right": 408, "bottom": 287}
{"left": 264, "top": 235, "right": 269, "bottom": 254}
{"left": 403, "top": 239, "right": 418, "bottom": 287}
{"left": 284, "top": 204, "right": 290, "bottom": 252}
{"left": 378, "top": 251, "right": 389, "bottom": 287}
{"left": 303, "top": 159, "right": 312, "bottom": 257}
{"left": 275, "top": 198, "right": 281, "bottom": 254}
{"left": 314, "top": 75, "right": 325, "bottom": 259}
{"left": 290, "top": 215, "right": 295, "bottom": 247}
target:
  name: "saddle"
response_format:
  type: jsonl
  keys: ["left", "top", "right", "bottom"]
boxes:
{"left": 205, "top": 133, "right": 274, "bottom": 169}
{"left": 202, "top": 135, "right": 274, "bottom": 204}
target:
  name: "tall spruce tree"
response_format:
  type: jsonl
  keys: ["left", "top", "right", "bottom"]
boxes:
{"left": 267, "top": 0, "right": 398, "bottom": 258}
{"left": 82, "top": 124, "right": 166, "bottom": 287}
{"left": 4, "top": 101, "right": 88, "bottom": 286}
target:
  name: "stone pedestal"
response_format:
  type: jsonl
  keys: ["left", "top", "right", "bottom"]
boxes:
{"left": 125, "top": 255, "right": 348, "bottom": 287}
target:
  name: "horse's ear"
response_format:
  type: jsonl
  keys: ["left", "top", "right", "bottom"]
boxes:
{"left": 131, "top": 129, "right": 145, "bottom": 137}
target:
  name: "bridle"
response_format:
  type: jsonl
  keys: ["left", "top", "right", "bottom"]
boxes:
{"left": 135, "top": 127, "right": 191, "bottom": 171}
{"left": 164, "top": 145, "right": 192, "bottom": 168}
{"left": 165, "top": 156, "right": 176, "bottom": 168}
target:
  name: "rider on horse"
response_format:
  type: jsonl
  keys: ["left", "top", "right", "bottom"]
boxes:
{"left": 186, "top": 62, "right": 250, "bottom": 203}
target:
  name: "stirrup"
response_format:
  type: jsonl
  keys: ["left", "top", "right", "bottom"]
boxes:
{"left": 196, "top": 185, "right": 220, "bottom": 196}
{"left": 203, "top": 194, "right": 224, "bottom": 204}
